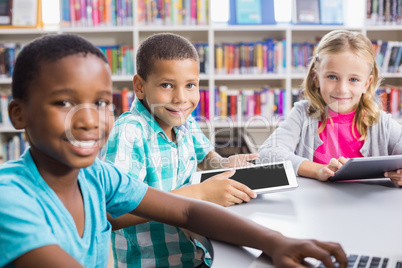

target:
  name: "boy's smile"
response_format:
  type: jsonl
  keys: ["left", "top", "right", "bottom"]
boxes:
{"left": 134, "top": 59, "right": 200, "bottom": 135}
{"left": 16, "top": 54, "right": 114, "bottom": 171}
{"left": 314, "top": 51, "right": 373, "bottom": 114}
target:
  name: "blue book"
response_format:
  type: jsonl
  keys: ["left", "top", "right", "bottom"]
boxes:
{"left": 235, "top": 0, "right": 261, "bottom": 24}
{"left": 229, "top": 0, "right": 275, "bottom": 25}
{"left": 319, "top": 0, "right": 343, "bottom": 25}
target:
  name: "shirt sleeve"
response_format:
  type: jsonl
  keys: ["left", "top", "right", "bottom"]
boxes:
{"left": 0, "top": 182, "right": 58, "bottom": 266}
{"left": 101, "top": 161, "right": 148, "bottom": 219}
{"left": 257, "top": 101, "right": 310, "bottom": 174}
{"left": 188, "top": 116, "right": 214, "bottom": 163}
{"left": 385, "top": 113, "right": 402, "bottom": 155}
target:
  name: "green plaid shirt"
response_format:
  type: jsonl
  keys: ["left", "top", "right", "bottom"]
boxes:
{"left": 102, "top": 97, "right": 214, "bottom": 267}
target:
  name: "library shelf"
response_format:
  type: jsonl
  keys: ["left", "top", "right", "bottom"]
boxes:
{"left": 0, "top": 0, "right": 401, "bottom": 160}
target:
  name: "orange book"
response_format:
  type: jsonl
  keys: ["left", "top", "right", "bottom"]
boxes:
{"left": 121, "top": 87, "right": 129, "bottom": 113}
{"left": 104, "top": 0, "right": 112, "bottom": 26}
{"left": 255, "top": 92, "right": 261, "bottom": 115}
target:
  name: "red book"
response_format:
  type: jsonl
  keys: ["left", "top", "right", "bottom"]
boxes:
{"left": 121, "top": 87, "right": 129, "bottom": 113}
{"left": 255, "top": 92, "right": 261, "bottom": 115}
{"left": 230, "top": 95, "right": 236, "bottom": 118}
{"left": 106, "top": 48, "right": 113, "bottom": 72}
{"left": 200, "top": 90, "right": 205, "bottom": 117}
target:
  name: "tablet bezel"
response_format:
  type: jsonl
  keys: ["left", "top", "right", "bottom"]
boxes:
{"left": 191, "top": 161, "right": 298, "bottom": 194}
{"left": 328, "top": 155, "right": 402, "bottom": 182}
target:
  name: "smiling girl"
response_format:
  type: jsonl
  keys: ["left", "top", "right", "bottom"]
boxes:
{"left": 258, "top": 30, "right": 402, "bottom": 184}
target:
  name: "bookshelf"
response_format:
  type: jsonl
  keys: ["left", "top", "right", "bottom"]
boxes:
{"left": 0, "top": 0, "right": 401, "bottom": 161}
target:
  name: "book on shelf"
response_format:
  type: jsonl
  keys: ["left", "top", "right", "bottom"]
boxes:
{"left": 111, "top": 87, "right": 134, "bottom": 117}
{"left": 366, "top": 0, "right": 402, "bottom": 25}
{"left": 372, "top": 40, "right": 402, "bottom": 74}
{"left": 0, "top": 0, "right": 12, "bottom": 25}
{"left": 137, "top": 0, "right": 207, "bottom": 26}
{"left": 97, "top": 45, "right": 134, "bottom": 75}
{"left": 228, "top": 0, "right": 275, "bottom": 25}
{"left": 292, "top": 0, "right": 320, "bottom": 24}
{"left": 214, "top": 38, "right": 286, "bottom": 75}
{"left": 0, "top": 0, "right": 42, "bottom": 28}
{"left": 376, "top": 85, "right": 402, "bottom": 118}
{"left": 212, "top": 86, "right": 288, "bottom": 123}
{"left": 319, "top": 0, "right": 343, "bottom": 25}
{"left": 61, "top": 0, "right": 133, "bottom": 27}
{"left": 191, "top": 87, "right": 210, "bottom": 121}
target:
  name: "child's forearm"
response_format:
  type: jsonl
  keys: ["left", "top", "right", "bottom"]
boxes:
{"left": 198, "top": 151, "right": 226, "bottom": 170}
{"left": 134, "top": 188, "right": 280, "bottom": 255}
{"left": 109, "top": 185, "right": 206, "bottom": 230}
{"left": 107, "top": 212, "right": 150, "bottom": 230}
{"left": 183, "top": 198, "right": 282, "bottom": 255}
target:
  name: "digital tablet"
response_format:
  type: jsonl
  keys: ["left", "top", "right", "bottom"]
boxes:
{"left": 192, "top": 161, "right": 298, "bottom": 194}
{"left": 329, "top": 155, "right": 402, "bottom": 182}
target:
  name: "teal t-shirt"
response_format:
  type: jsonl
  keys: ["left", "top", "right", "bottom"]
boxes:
{"left": 0, "top": 148, "right": 148, "bottom": 267}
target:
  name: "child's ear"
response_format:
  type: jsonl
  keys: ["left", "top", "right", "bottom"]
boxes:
{"left": 363, "top": 75, "right": 373, "bottom": 93}
{"left": 133, "top": 74, "right": 145, "bottom": 99}
{"left": 8, "top": 100, "right": 26, "bottom": 130}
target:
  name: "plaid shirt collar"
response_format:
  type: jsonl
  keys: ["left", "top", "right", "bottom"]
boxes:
{"left": 132, "top": 98, "right": 190, "bottom": 138}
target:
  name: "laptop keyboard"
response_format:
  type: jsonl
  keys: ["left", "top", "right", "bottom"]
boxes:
{"left": 314, "top": 254, "right": 402, "bottom": 268}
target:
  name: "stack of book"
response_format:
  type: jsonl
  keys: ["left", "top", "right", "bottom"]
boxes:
{"left": 137, "top": 0, "right": 208, "bottom": 26}
{"left": 98, "top": 45, "right": 135, "bottom": 76}
{"left": 61, "top": 0, "right": 134, "bottom": 27}
{"left": 372, "top": 40, "right": 402, "bottom": 74}
{"left": 366, "top": 0, "right": 402, "bottom": 25}
{"left": 0, "top": 43, "right": 23, "bottom": 78}
{"left": 214, "top": 39, "right": 286, "bottom": 75}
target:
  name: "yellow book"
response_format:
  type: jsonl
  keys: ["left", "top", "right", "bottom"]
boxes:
{"left": 219, "top": 86, "right": 228, "bottom": 118}
{"left": 256, "top": 42, "right": 263, "bottom": 74}
{"left": 215, "top": 45, "right": 223, "bottom": 74}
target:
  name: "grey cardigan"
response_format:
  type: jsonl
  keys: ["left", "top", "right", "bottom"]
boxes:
{"left": 257, "top": 100, "right": 402, "bottom": 175}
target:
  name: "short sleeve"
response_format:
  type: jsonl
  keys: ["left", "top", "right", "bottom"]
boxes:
{"left": 188, "top": 116, "right": 214, "bottom": 163}
{"left": 100, "top": 161, "right": 148, "bottom": 219}
{"left": 0, "top": 183, "right": 58, "bottom": 266}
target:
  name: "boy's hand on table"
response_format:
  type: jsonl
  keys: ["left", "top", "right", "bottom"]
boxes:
{"left": 316, "top": 157, "right": 348, "bottom": 181}
{"left": 200, "top": 169, "right": 257, "bottom": 207}
{"left": 269, "top": 236, "right": 347, "bottom": 268}
{"left": 222, "top": 153, "right": 260, "bottom": 168}
{"left": 384, "top": 169, "right": 402, "bottom": 186}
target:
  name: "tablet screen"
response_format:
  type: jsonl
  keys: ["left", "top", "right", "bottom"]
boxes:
{"left": 200, "top": 163, "right": 290, "bottom": 190}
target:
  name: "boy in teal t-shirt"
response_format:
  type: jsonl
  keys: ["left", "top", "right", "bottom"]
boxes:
{"left": 0, "top": 33, "right": 347, "bottom": 268}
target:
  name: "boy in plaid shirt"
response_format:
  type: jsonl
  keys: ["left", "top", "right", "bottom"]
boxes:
{"left": 102, "top": 33, "right": 260, "bottom": 267}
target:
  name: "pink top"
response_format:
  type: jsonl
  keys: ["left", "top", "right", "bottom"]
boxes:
{"left": 313, "top": 109, "right": 364, "bottom": 164}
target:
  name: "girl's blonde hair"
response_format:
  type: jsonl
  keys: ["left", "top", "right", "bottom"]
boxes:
{"left": 302, "top": 30, "right": 382, "bottom": 140}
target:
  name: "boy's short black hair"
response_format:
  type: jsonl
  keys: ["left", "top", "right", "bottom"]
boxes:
{"left": 136, "top": 33, "right": 199, "bottom": 81}
{"left": 12, "top": 33, "right": 108, "bottom": 101}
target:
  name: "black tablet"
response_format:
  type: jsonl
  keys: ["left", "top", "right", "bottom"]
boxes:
{"left": 328, "top": 155, "right": 402, "bottom": 182}
{"left": 192, "top": 161, "right": 298, "bottom": 194}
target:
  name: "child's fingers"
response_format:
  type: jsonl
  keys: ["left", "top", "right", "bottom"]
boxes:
{"left": 328, "top": 158, "right": 342, "bottom": 170}
{"left": 236, "top": 153, "right": 259, "bottom": 162}
{"left": 229, "top": 179, "right": 257, "bottom": 200}
{"left": 212, "top": 169, "right": 236, "bottom": 179}
{"left": 337, "top": 156, "right": 348, "bottom": 165}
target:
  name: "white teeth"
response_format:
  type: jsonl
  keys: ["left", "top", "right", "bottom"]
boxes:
{"left": 69, "top": 140, "right": 96, "bottom": 148}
